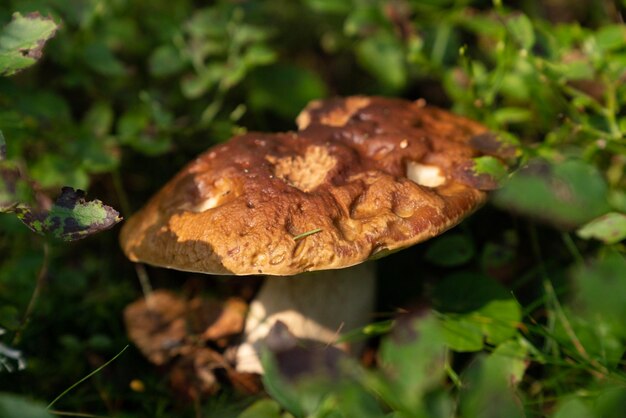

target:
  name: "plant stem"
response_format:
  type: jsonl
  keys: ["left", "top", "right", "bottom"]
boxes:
{"left": 561, "top": 233, "right": 585, "bottom": 266}
{"left": 47, "top": 345, "right": 129, "bottom": 410}
{"left": 12, "top": 241, "right": 50, "bottom": 346}
{"left": 111, "top": 168, "right": 132, "bottom": 218}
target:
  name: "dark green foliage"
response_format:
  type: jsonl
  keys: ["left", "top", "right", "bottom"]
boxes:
{"left": 0, "top": 393, "right": 52, "bottom": 418}
{"left": 1, "top": 0, "right": 626, "bottom": 417}
{"left": 425, "top": 234, "right": 475, "bottom": 267}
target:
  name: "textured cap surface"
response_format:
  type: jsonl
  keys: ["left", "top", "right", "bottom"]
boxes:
{"left": 120, "top": 96, "right": 492, "bottom": 276}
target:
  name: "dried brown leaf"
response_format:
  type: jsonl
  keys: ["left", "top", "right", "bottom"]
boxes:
{"left": 123, "top": 290, "right": 187, "bottom": 365}
{"left": 202, "top": 297, "right": 247, "bottom": 342}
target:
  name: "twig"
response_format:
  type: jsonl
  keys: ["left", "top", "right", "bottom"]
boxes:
{"left": 134, "top": 263, "right": 154, "bottom": 309}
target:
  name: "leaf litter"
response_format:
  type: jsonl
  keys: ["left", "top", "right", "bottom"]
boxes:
{"left": 124, "top": 289, "right": 260, "bottom": 399}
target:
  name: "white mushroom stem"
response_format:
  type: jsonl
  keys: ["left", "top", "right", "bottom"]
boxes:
{"left": 235, "top": 262, "right": 376, "bottom": 374}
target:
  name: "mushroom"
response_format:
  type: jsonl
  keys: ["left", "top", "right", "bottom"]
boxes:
{"left": 120, "top": 96, "right": 494, "bottom": 374}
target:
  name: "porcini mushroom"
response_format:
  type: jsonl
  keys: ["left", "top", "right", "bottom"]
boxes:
{"left": 120, "top": 96, "right": 495, "bottom": 374}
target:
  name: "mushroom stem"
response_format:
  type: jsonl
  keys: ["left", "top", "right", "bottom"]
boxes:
{"left": 235, "top": 262, "right": 376, "bottom": 374}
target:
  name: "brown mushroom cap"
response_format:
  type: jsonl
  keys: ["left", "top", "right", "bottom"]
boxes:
{"left": 120, "top": 96, "right": 491, "bottom": 276}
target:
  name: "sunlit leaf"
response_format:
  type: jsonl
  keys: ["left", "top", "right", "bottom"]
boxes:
{"left": 0, "top": 12, "right": 58, "bottom": 76}
{"left": 506, "top": 13, "right": 535, "bottom": 50}
{"left": 433, "top": 273, "right": 521, "bottom": 351}
{"left": 454, "top": 156, "right": 509, "bottom": 190}
{"left": 576, "top": 212, "right": 626, "bottom": 244}
{"left": 492, "top": 107, "right": 532, "bottom": 125}
{"left": 16, "top": 187, "right": 122, "bottom": 241}
{"left": 594, "top": 24, "right": 626, "bottom": 52}
{"left": 238, "top": 399, "right": 282, "bottom": 418}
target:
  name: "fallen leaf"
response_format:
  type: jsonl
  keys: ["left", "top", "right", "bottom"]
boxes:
{"left": 124, "top": 288, "right": 255, "bottom": 398}
{"left": 202, "top": 297, "right": 247, "bottom": 343}
{"left": 169, "top": 347, "right": 223, "bottom": 400}
{"left": 124, "top": 290, "right": 188, "bottom": 365}
{"left": 226, "top": 369, "right": 263, "bottom": 395}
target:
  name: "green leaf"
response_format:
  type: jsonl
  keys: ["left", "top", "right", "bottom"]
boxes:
{"left": 344, "top": 6, "right": 386, "bottom": 37}
{"left": 506, "top": 13, "right": 535, "bottom": 50}
{"left": 305, "top": 0, "right": 352, "bottom": 14}
{"left": 0, "top": 393, "right": 53, "bottom": 418}
{"left": 16, "top": 187, "right": 122, "bottom": 241}
{"left": 553, "top": 398, "right": 595, "bottom": 418}
{"left": 576, "top": 212, "right": 626, "bottom": 244}
{"left": 180, "top": 64, "right": 224, "bottom": 99}
{"left": 242, "top": 44, "right": 277, "bottom": 67}
{"left": 82, "top": 42, "right": 126, "bottom": 77}
{"left": 490, "top": 339, "right": 529, "bottom": 385}
{"left": 492, "top": 107, "right": 532, "bottom": 125}
{"left": 238, "top": 399, "right": 282, "bottom": 418}
{"left": 592, "top": 386, "right": 626, "bottom": 418}
{"left": 552, "top": 310, "right": 624, "bottom": 367}
{"left": 472, "top": 155, "right": 508, "bottom": 182}
{"left": 316, "top": 385, "right": 386, "bottom": 418}
{"left": 30, "top": 154, "right": 90, "bottom": 190}
{"left": 248, "top": 64, "right": 328, "bottom": 119}
{"left": 458, "top": 343, "right": 527, "bottom": 418}
{"left": 0, "top": 133, "right": 36, "bottom": 212}
{"left": 552, "top": 60, "right": 595, "bottom": 81}
{"left": 375, "top": 313, "right": 447, "bottom": 413}
{"left": 572, "top": 252, "right": 626, "bottom": 340}
{"left": 440, "top": 318, "right": 483, "bottom": 352}
{"left": 433, "top": 273, "right": 521, "bottom": 351}
{"left": 0, "top": 162, "right": 33, "bottom": 213}
{"left": 424, "top": 234, "right": 475, "bottom": 267}
{"left": 261, "top": 322, "right": 361, "bottom": 417}
{"left": 594, "top": 24, "right": 626, "bottom": 52}
{"left": 0, "top": 12, "right": 58, "bottom": 76}
{"left": 356, "top": 32, "right": 406, "bottom": 91}
{"left": 117, "top": 106, "right": 171, "bottom": 156}
{"left": 494, "top": 159, "right": 610, "bottom": 228}
{"left": 148, "top": 44, "right": 187, "bottom": 78}
{"left": 82, "top": 102, "right": 114, "bottom": 138}
{"left": 454, "top": 156, "right": 509, "bottom": 191}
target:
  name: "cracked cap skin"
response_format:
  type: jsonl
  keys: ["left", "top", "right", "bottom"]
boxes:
{"left": 120, "top": 96, "right": 495, "bottom": 276}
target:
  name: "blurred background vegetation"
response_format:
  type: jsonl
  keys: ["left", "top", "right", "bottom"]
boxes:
{"left": 1, "top": 0, "right": 626, "bottom": 417}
